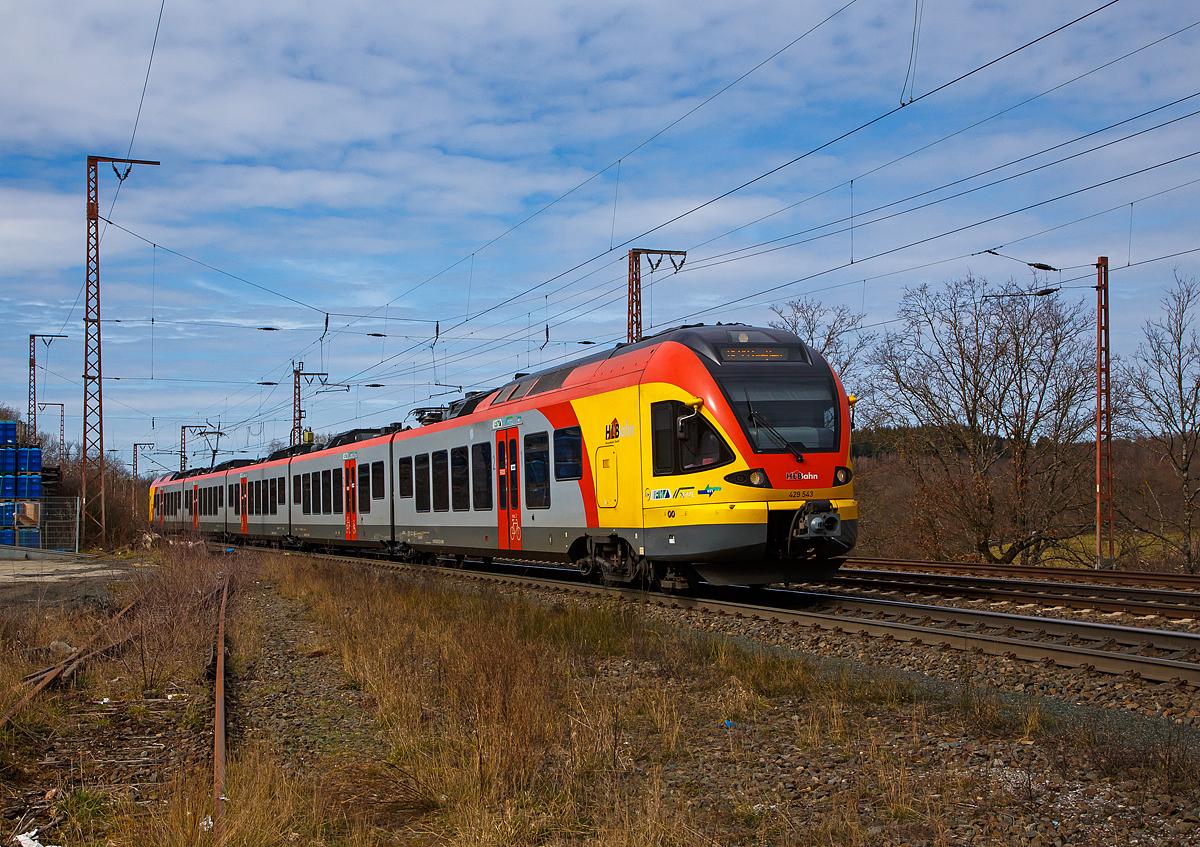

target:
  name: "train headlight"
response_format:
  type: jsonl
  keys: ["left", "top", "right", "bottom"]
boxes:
{"left": 723, "top": 468, "right": 772, "bottom": 488}
{"left": 834, "top": 466, "right": 853, "bottom": 486}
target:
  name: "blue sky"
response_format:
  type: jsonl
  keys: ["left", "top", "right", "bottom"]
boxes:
{"left": 2, "top": 0, "right": 1198, "bottom": 475}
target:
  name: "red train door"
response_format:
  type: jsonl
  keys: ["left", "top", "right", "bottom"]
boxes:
{"left": 344, "top": 457, "right": 358, "bottom": 541}
{"left": 192, "top": 484, "right": 199, "bottom": 531}
{"left": 496, "top": 427, "right": 521, "bottom": 551}
{"left": 239, "top": 477, "right": 248, "bottom": 534}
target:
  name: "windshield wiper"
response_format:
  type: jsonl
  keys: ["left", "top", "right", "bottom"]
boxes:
{"left": 744, "top": 393, "right": 803, "bottom": 463}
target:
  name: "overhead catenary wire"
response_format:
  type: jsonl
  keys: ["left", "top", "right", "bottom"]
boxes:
{"left": 145, "top": 1, "right": 1195, "bottom": 441}
{"left": 339, "top": 0, "right": 1130, "bottom": 387}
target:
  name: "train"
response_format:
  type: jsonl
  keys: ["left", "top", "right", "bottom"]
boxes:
{"left": 149, "top": 323, "right": 858, "bottom": 589}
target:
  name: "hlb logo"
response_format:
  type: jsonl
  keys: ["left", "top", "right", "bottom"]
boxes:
{"left": 785, "top": 471, "right": 819, "bottom": 481}
{"left": 605, "top": 418, "right": 620, "bottom": 440}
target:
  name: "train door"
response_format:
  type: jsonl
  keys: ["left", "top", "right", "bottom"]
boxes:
{"left": 596, "top": 445, "right": 618, "bottom": 510}
{"left": 239, "top": 476, "right": 248, "bottom": 534}
{"left": 344, "top": 456, "right": 358, "bottom": 541}
{"left": 496, "top": 427, "right": 522, "bottom": 551}
{"left": 192, "top": 484, "right": 199, "bottom": 531}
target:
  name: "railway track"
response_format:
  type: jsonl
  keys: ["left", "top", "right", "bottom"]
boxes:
{"left": 848, "top": 557, "right": 1200, "bottom": 591}
{"left": 316, "top": 553, "right": 1200, "bottom": 688}
{"left": 826, "top": 568, "right": 1200, "bottom": 619}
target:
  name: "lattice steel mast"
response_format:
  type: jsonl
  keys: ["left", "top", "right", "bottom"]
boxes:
{"left": 82, "top": 156, "right": 158, "bottom": 544}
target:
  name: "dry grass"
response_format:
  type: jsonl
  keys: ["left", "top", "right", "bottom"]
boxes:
{"left": 7, "top": 547, "right": 1198, "bottom": 846}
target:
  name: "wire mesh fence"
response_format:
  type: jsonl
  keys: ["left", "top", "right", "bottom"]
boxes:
{"left": 39, "top": 496, "right": 80, "bottom": 552}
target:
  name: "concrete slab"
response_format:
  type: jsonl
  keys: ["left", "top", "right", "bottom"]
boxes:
{"left": 0, "top": 553, "right": 129, "bottom": 585}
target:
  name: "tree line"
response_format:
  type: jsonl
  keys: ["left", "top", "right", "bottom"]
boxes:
{"left": 772, "top": 272, "right": 1200, "bottom": 572}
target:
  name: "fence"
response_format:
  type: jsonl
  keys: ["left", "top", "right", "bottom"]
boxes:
{"left": 39, "top": 497, "right": 80, "bottom": 552}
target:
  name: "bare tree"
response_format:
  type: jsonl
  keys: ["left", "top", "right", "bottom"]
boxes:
{"left": 1117, "top": 273, "right": 1200, "bottom": 572}
{"left": 868, "top": 275, "right": 1094, "bottom": 563}
{"left": 769, "top": 297, "right": 877, "bottom": 391}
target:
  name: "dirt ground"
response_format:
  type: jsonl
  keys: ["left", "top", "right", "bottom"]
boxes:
{"left": 0, "top": 552, "right": 142, "bottom": 609}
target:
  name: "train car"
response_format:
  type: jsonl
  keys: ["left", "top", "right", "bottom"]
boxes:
{"left": 150, "top": 323, "right": 857, "bottom": 588}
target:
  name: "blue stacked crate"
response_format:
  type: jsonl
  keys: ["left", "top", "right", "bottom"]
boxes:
{"left": 0, "top": 421, "right": 14, "bottom": 546}
{"left": 16, "top": 443, "right": 41, "bottom": 548}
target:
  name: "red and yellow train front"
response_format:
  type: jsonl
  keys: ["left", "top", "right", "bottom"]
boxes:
{"left": 613, "top": 328, "right": 857, "bottom": 585}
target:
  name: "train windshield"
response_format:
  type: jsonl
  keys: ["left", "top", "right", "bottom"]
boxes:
{"left": 719, "top": 375, "right": 839, "bottom": 453}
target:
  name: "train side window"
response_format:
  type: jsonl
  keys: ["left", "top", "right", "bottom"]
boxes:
{"left": 525, "top": 432, "right": 550, "bottom": 508}
{"left": 414, "top": 454, "right": 430, "bottom": 512}
{"left": 471, "top": 442, "right": 492, "bottom": 511}
{"left": 302, "top": 474, "right": 312, "bottom": 515}
{"left": 358, "top": 463, "right": 371, "bottom": 514}
{"left": 322, "top": 469, "right": 333, "bottom": 515}
{"left": 256, "top": 480, "right": 263, "bottom": 515}
{"left": 278, "top": 476, "right": 286, "bottom": 505}
{"left": 371, "top": 461, "right": 385, "bottom": 500}
{"left": 219, "top": 484, "right": 224, "bottom": 509}
{"left": 432, "top": 450, "right": 449, "bottom": 512}
{"left": 233, "top": 486, "right": 239, "bottom": 516}
{"left": 293, "top": 475, "right": 302, "bottom": 507}
{"left": 268, "top": 478, "right": 277, "bottom": 515}
{"left": 398, "top": 457, "right": 413, "bottom": 498}
{"left": 332, "top": 468, "right": 343, "bottom": 514}
{"left": 450, "top": 446, "right": 469, "bottom": 511}
{"left": 553, "top": 426, "right": 583, "bottom": 480}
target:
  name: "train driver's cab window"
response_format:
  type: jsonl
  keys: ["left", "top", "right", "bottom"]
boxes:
{"left": 721, "top": 376, "right": 839, "bottom": 453}
{"left": 651, "top": 400, "right": 734, "bottom": 476}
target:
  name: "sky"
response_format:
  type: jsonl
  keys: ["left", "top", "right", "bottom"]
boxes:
{"left": 1, "top": 0, "right": 1198, "bottom": 476}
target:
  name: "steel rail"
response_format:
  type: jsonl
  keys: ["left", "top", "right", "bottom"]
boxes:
{"left": 830, "top": 570, "right": 1200, "bottom": 618}
{"left": 213, "top": 577, "right": 229, "bottom": 842}
{"left": 777, "top": 589, "right": 1200, "bottom": 655}
{"left": 305, "top": 553, "right": 1200, "bottom": 687}
{"left": 466, "top": 571, "right": 1200, "bottom": 686}
{"left": 0, "top": 596, "right": 139, "bottom": 731}
{"left": 849, "top": 557, "right": 1200, "bottom": 591}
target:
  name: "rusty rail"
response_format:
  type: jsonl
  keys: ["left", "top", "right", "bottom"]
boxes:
{"left": 0, "top": 596, "right": 138, "bottom": 731}
{"left": 213, "top": 576, "right": 229, "bottom": 841}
